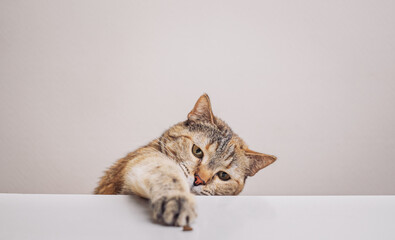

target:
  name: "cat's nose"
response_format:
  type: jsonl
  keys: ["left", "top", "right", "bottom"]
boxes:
{"left": 194, "top": 174, "right": 206, "bottom": 186}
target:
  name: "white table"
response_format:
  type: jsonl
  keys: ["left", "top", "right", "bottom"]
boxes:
{"left": 0, "top": 194, "right": 394, "bottom": 240}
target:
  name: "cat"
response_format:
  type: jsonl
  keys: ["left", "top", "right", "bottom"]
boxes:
{"left": 94, "top": 94, "right": 277, "bottom": 227}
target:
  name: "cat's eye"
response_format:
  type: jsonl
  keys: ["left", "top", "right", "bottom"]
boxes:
{"left": 217, "top": 171, "right": 231, "bottom": 181}
{"left": 192, "top": 144, "right": 204, "bottom": 158}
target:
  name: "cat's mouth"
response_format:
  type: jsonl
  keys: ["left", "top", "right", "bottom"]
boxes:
{"left": 183, "top": 167, "right": 210, "bottom": 196}
{"left": 187, "top": 175, "right": 196, "bottom": 189}
{"left": 190, "top": 186, "right": 203, "bottom": 195}
{"left": 187, "top": 176, "right": 202, "bottom": 195}
{"left": 191, "top": 187, "right": 213, "bottom": 196}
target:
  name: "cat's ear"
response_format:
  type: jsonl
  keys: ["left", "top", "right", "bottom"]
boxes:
{"left": 245, "top": 149, "right": 277, "bottom": 176}
{"left": 187, "top": 94, "right": 215, "bottom": 124}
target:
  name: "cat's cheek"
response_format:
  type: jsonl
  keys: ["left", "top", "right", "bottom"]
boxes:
{"left": 187, "top": 175, "right": 195, "bottom": 190}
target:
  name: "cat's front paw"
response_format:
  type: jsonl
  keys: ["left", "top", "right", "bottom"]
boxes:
{"left": 151, "top": 192, "right": 197, "bottom": 226}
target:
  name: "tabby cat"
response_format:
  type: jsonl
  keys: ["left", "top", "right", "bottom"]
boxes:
{"left": 95, "top": 94, "right": 276, "bottom": 227}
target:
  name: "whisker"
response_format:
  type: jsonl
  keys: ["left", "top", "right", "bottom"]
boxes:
{"left": 200, "top": 191, "right": 210, "bottom": 196}
{"left": 178, "top": 163, "right": 189, "bottom": 178}
{"left": 201, "top": 190, "right": 212, "bottom": 196}
{"left": 179, "top": 162, "right": 190, "bottom": 174}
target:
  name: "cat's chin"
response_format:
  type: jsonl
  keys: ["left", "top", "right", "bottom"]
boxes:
{"left": 190, "top": 186, "right": 203, "bottom": 195}
{"left": 190, "top": 185, "right": 211, "bottom": 196}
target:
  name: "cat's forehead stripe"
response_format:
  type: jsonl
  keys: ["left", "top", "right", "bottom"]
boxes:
{"left": 223, "top": 145, "right": 235, "bottom": 161}
{"left": 186, "top": 120, "right": 243, "bottom": 170}
{"left": 205, "top": 142, "right": 216, "bottom": 151}
{"left": 208, "top": 142, "right": 236, "bottom": 169}
{"left": 186, "top": 121, "right": 233, "bottom": 141}
{"left": 216, "top": 133, "right": 232, "bottom": 152}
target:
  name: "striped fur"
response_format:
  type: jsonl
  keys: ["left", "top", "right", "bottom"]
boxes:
{"left": 94, "top": 94, "right": 277, "bottom": 226}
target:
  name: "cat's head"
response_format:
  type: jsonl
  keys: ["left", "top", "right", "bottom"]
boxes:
{"left": 159, "top": 94, "right": 276, "bottom": 195}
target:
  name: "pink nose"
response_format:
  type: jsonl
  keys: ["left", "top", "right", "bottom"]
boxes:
{"left": 194, "top": 174, "right": 206, "bottom": 186}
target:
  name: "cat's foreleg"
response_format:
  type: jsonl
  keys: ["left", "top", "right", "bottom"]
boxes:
{"left": 122, "top": 155, "right": 196, "bottom": 226}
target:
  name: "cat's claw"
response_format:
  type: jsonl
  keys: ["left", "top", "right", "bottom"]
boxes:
{"left": 151, "top": 193, "right": 197, "bottom": 226}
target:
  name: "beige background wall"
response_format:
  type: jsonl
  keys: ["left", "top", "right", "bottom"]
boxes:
{"left": 1, "top": 0, "right": 394, "bottom": 195}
